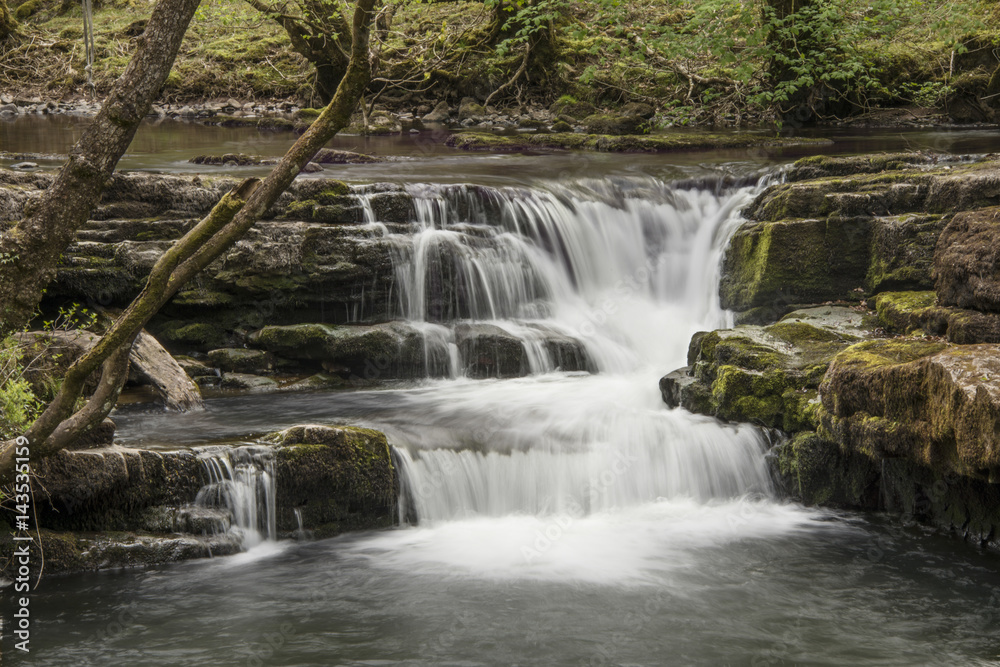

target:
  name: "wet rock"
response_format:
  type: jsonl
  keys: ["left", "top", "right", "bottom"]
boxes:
{"left": 455, "top": 323, "right": 526, "bottom": 378}
{"left": 819, "top": 339, "right": 1000, "bottom": 482}
{"left": 422, "top": 101, "right": 451, "bottom": 123}
{"left": 661, "top": 306, "right": 875, "bottom": 431}
{"left": 934, "top": 206, "right": 1000, "bottom": 313}
{"left": 206, "top": 347, "right": 275, "bottom": 374}
{"left": 175, "top": 355, "right": 219, "bottom": 378}
{"left": 219, "top": 372, "right": 280, "bottom": 393}
{"left": 0, "top": 529, "right": 243, "bottom": 576}
{"left": 189, "top": 153, "right": 277, "bottom": 166}
{"left": 29, "top": 447, "right": 206, "bottom": 531}
{"left": 10, "top": 162, "right": 36, "bottom": 169}
{"left": 265, "top": 425, "right": 397, "bottom": 537}
{"left": 312, "top": 148, "right": 386, "bottom": 164}
{"left": 247, "top": 322, "right": 425, "bottom": 379}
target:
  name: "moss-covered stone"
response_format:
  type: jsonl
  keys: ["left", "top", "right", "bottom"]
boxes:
{"left": 247, "top": 322, "right": 426, "bottom": 379}
{"left": 934, "top": 205, "right": 1000, "bottom": 313}
{"left": 206, "top": 347, "right": 275, "bottom": 374}
{"left": 819, "top": 338, "right": 1000, "bottom": 479}
{"left": 771, "top": 432, "right": 880, "bottom": 507}
{"left": 719, "top": 216, "right": 873, "bottom": 314}
{"left": 265, "top": 425, "right": 397, "bottom": 535}
{"left": 663, "top": 306, "right": 874, "bottom": 431}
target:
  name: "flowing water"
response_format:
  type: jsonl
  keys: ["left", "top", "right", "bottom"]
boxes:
{"left": 4, "top": 124, "right": 1000, "bottom": 664}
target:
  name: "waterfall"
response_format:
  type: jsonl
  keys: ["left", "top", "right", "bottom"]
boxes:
{"left": 357, "top": 174, "right": 779, "bottom": 525}
{"left": 194, "top": 445, "right": 277, "bottom": 548}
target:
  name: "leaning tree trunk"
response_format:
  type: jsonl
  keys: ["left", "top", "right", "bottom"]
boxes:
{"left": 0, "top": 0, "right": 202, "bottom": 337}
{"left": 0, "top": 0, "right": 377, "bottom": 484}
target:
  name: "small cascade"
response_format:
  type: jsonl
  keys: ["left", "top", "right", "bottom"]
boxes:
{"left": 194, "top": 445, "right": 277, "bottom": 548}
{"left": 368, "top": 175, "right": 769, "bottom": 379}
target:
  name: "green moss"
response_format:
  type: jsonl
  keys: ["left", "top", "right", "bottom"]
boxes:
{"left": 719, "top": 217, "right": 872, "bottom": 313}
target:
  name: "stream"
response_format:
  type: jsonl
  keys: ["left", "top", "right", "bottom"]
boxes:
{"left": 4, "top": 117, "right": 1000, "bottom": 665}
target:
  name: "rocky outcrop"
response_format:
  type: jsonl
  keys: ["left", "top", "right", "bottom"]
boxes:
{"left": 265, "top": 425, "right": 398, "bottom": 538}
{"left": 934, "top": 206, "right": 1000, "bottom": 312}
{"left": 875, "top": 291, "right": 1000, "bottom": 344}
{"left": 3, "top": 424, "right": 399, "bottom": 575}
{"left": 661, "top": 306, "right": 874, "bottom": 432}
{"left": 721, "top": 155, "right": 1000, "bottom": 318}
{"left": 819, "top": 339, "right": 1000, "bottom": 481}
{"left": 0, "top": 174, "right": 413, "bottom": 347}
{"left": 669, "top": 152, "right": 1000, "bottom": 547}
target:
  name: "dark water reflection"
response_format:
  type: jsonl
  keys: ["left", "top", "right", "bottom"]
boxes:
{"left": 4, "top": 115, "right": 1000, "bottom": 187}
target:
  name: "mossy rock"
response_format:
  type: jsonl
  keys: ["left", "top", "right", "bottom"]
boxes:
{"left": 719, "top": 216, "right": 873, "bottom": 314}
{"left": 934, "top": 206, "right": 1000, "bottom": 313}
{"left": 247, "top": 322, "right": 425, "bottom": 379}
{"left": 663, "top": 307, "right": 875, "bottom": 431}
{"left": 265, "top": 425, "right": 397, "bottom": 534}
{"left": 819, "top": 338, "right": 1000, "bottom": 478}
{"left": 786, "top": 153, "right": 940, "bottom": 182}
{"left": 257, "top": 116, "right": 296, "bottom": 131}
{"left": 206, "top": 347, "right": 275, "bottom": 374}
{"left": 771, "top": 432, "right": 880, "bottom": 508}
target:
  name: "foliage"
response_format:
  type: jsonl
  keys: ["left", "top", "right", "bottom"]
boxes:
{"left": 0, "top": 337, "right": 40, "bottom": 440}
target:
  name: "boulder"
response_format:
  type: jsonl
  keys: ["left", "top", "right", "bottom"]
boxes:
{"left": 422, "top": 101, "right": 451, "bottom": 123}
{"left": 934, "top": 206, "right": 1000, "bottom": 312}
{"left": 661, "top": 306, "right": 875, "bottom": 432}
{"left": 265, "top": 425, "right": 397, "bottom": 537}
{"left": 819, "top": 339, "right": 1000, "bottom": 481}
{"left": 457, "top": 97, "right": 486, "bottom": 121}
{"left": 455, "top": 323, "right": 527, "bottom": 378}
{"left": 247, "top": 322, "right": 426, "bottom": 379}
{"left": 15, "top": 329, "right": 202, "bottom": 412}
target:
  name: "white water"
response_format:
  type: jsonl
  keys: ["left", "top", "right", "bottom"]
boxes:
{"left": 369, "top": 177, "right": 758, "bottom": 378}
{"left": 351, "top": 174, "right": 814, "bottom": 577}
{"left": 194, "top": 445, "right": 277, "bottom": 548}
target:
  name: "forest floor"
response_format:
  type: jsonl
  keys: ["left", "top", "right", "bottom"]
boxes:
{"left": 1, "top": 0, "right": 1000, "bottom": 128}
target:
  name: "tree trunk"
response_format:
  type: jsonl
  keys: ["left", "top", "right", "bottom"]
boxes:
{"left": 246, "top": 0, "right": 353, "bottom": 104}
{"left": 0, "top": 0, "right": 202, "bottom": 337}
{"left": 0, "top": 0, "right": 377, "bottom": 484}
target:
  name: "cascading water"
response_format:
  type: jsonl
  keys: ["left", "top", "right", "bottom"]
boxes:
{"left": 194, "top": 445, "right": 277, "bottom": 548}
{"left": 355, "top": 174, "right": 783, "bottom": 530}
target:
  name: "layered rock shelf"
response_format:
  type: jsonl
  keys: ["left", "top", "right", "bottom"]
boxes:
{"left": 663, "top": 152, "right": 1000, "bottom": 547}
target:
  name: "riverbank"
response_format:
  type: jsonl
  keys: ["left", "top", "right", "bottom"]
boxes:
{"left": 3, "top": 0, "right": 1000, "bottom": 129}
